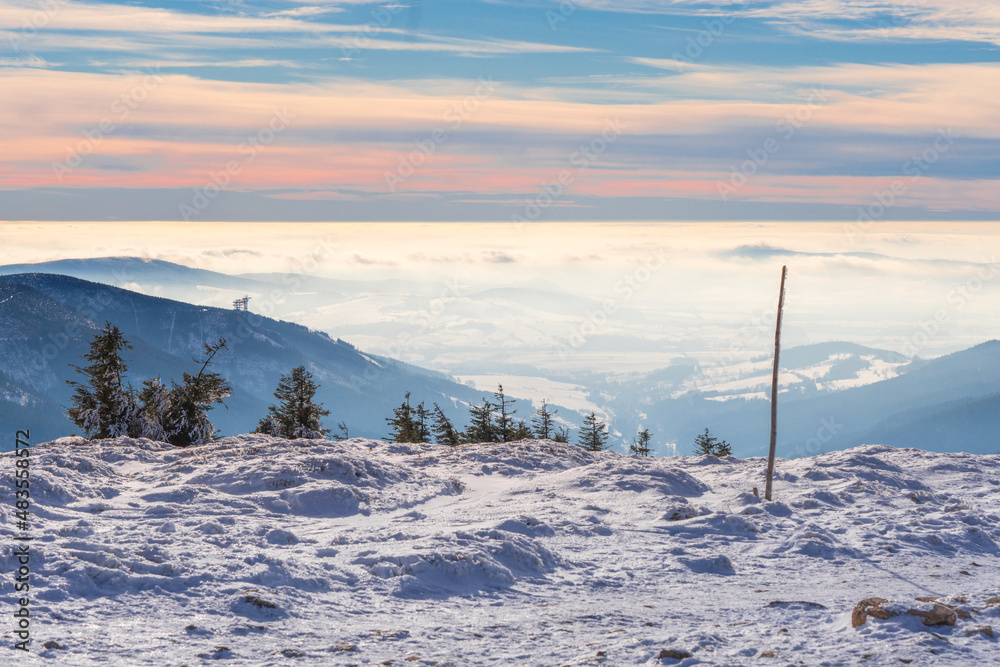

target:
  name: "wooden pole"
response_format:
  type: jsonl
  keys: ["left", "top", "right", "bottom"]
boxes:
{"left": 765, "top": 266, "right": 787, "bottom": 501}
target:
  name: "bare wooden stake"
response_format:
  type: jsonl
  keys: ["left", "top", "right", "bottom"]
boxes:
{"left": 765, "top": 265, "right": 787, "bottom": 501}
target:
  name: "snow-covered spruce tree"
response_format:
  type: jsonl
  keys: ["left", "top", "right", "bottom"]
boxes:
{"left": 578, "top": 411, "right": 609, "bottom": 452}
{"left": 162, "top": 338, "right": 232, "bottom": 447}
{"left": 693, "top": 428, "right": 731, "bottom": 456}
{"left": 431, "top": 403, "right": 461, "bottom": 446}
{"left": 253, "top": 414, "right": 281, "bottom": 437}
{"left": 137, "top": 377, "right": 171, "bottom": 441}
{"left": 67, "top": 322, "right": 148, "bottom": 439}
{"left": 256, "top": 365, "right": 330, "bottom": 440}
{"left": 531, "top": 399, "right": 557, "bottom": 439}
{"left": 630, "top": 428, "right": 653, "bottom": 456}
{"left": 385, "top": 392, "right": 430, "bottom": 443}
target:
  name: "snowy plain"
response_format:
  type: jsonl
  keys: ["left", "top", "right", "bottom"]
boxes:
{"left": 2, "top": 437, "right": 999, "bottom": 666}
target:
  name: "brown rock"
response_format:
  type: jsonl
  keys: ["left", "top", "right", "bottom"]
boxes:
{"left": 852, "top": 598, "right": 896, "bottom": 628}
{"left": 658, "top": 649, "right": 693, "bottom": 660}
{"left": 985, "top": 596, "right": 1000, "bottom": 607}
{"left": 913, "top": 598, "right": 972, "bottom": 619}
{"left": 906, "top": 603, "right": 957, "bottom": 627}
{"left": 965, "top": 625, "right": 995, "bottom": 639}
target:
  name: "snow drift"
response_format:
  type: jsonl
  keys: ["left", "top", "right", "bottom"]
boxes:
{"left": 2, "top": 437, "right": 998, "bottom": 665}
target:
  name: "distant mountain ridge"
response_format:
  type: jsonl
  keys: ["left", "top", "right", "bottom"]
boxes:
{"left": 624, "top": 340, "right": 1000, "bottom": 456}
{"left": 3, "top": 258, "right": 1000, "bottom": 456}
{"left": 0, "top": 273, "right": 547, "bottom": 445}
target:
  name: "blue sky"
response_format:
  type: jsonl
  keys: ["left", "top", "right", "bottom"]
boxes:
{"left": 1, "top": 0, "right": 998, "bottom": 220}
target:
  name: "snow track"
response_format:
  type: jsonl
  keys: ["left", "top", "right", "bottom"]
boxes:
{"left": 2, "top": 437, "right": 998, "bottom": 665}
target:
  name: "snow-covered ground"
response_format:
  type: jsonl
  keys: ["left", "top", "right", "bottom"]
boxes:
{"left": 2, "top": 437, "right": 999, "bottom": 665}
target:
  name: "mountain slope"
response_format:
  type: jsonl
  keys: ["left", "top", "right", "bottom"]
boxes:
{"left": 635, "top": 340, "right": 1000, "bottom": 456}
{"left": 0, "top": 273, "right": 545, "bottom": 444}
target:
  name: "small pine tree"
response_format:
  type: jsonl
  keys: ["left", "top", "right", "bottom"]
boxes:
{"left": 693, "top": 428, "right": 717, "bottom": 455}
{"left": 510, "top": 419, "right": 532, "bottom": 441}
{"left": 578, "top": 411, "right": 609, "bottom": 452}
{"left": 386, "top": 393, "right": 430, "bottom": 443}
{"left": 66, "top": 322, "right": 146, "bottom": 439}
{"left": 137, "top": 377, "right": 170, "bottom": 441}
{"left": 414, "top": 401, "right": 431, "bottom": 443}
{"left": 256, "top": 365, "right": 330, "bottom": 440}
{"left": 693, "top": 428, "right": 732, "bottom": 457}
{"left": 254, "top": 414, "right": 281, "bottom": 437}
{"left": 431, "top": 403, "right": 461, "bottom": 446}
{"left": 630, "top": 428, "right": 653, "bottom": 457}
{"left": 553, "top": 426, "right": 571, "bottom": 443}
{"left": 531, "top": 400, "right": 557, "bottom": 439}
{"left": 163, "top": 338, "right": 232, "bottom": 447}
{"left": 493, "top": 384, "right": 516, "bottom": 442}
{"left": 465, "top": 398, "right": 498, "bottom": 443}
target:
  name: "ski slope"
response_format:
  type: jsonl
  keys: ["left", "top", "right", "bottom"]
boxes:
{"left": 2, "top": 437, "right": 998, "bottom": 665}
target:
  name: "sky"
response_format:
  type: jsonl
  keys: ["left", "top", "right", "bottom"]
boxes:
{"left": 1, "top": 0, "right": 999, "bottom": 221}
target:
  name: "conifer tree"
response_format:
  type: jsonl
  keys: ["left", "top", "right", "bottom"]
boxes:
{"left": 531, "top": 400, "right": 557, "bottom": 439}
{"left": 162, "top": 338, "right": 232, "bottom": 446}
{"left": 693, "top": 428, "right": 732, "bottom": 456}
{"left": 137, "top": 377, "right": 171, "bottom": 441}
{"left": 715, "top": 438, "right": 733, "bottom": 457}
{"left": 256, "top": 365, "right": 330, "bottom": 440}
{"left": 431, "top": 403, "right": 461, "bottom": 446}
{"left": 464, "top": 398, "right": 498, "bottom": 443}
{"left": 415, "top": 401, "right": 431, "bottom": 443}
{"left": 493, "top": 384, "right": 516, "bottom": 442}
{"left": 67, "top": 322, "right": 145, "bottom": 439}
{"left": 510, "top": 419, "right": 532, "bottom": 441}
{"left": 553, "top": 426, "right": 571, "bottom": 443}
{"left": 630, "top": 428, "right": 653, "bottom": 456}
{"left": 385, "top": 392, "right": 430, "bottom": 443}
{"left": 578, "top": 411, "right": 609, "bottom": 452}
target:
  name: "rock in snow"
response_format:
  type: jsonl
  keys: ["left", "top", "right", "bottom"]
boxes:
{"left": 2, "top": 437, "right": 999, "bottom": 665}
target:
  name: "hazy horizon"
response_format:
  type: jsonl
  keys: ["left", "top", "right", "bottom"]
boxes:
{"left": 3, "top": 221, "right": 999, "bottom": 367}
